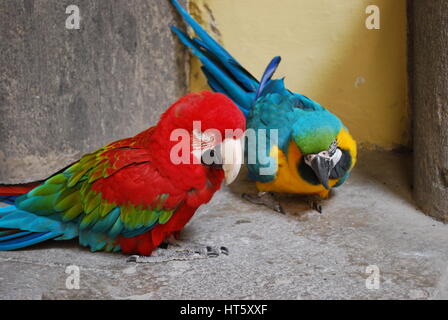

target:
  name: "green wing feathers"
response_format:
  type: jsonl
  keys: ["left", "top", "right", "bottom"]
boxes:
{"left": 15, "top": 146, "right": 176, "bottom": 252}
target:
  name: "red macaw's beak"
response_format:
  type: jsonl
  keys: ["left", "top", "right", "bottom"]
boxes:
{"left": 221, "top": 137, "right": 244, "bottom": 185}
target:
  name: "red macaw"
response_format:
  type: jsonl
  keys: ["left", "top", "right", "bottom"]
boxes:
{"left": 0, "top": 91, "right": 245, "bottom": 262}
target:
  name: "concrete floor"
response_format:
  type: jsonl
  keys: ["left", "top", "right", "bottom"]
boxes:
{"left": 1, "top": 150, "right": 448, "bottom": 300}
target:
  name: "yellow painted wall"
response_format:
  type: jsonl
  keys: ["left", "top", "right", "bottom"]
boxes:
{"left": 189, "top": 0, "right": 409, "bottom": 150}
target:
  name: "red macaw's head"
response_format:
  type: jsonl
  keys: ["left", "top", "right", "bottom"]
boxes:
{"left": 155, "top": 91, "right": 246, "bottom": 185}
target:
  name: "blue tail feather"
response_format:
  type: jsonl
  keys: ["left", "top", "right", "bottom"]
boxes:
{"left": 0, "top": 196, "right": 18, "bottom": 205}
{"left": 171, "top": 26, "right": 254, "bottom": 110}
{"left": 171, "top": 0, "right": 289, "bottom": 116}
{"left": 170, "top": 0, "right": 258, "bottom": 91}
{"left": 0, "top": 231, "right": 61, "bottom": 251}
{"left": 0, "top": 231, "right": 32, "bottom": 242}
{"left": 201, "top": 67, "right": 249, "bottom": 116}
{"left": 171, "top": 0, "right": 277, "bottom": 115}
{"left": 0, "top": 205, "right": 77, "bottom": 251}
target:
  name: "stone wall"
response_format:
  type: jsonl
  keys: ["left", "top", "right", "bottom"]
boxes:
{"left": 0, "top": 0, "right": 187, "bottom": 183}
{"left": 410, "top": 0, "right": 448, "bottom": 221}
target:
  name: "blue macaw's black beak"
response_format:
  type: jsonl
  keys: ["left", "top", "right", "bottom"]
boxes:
{"left": 310, "top": 156, "right": 333, "bottom": 190}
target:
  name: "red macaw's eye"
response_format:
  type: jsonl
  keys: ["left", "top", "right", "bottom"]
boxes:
{"left": 201, "top": 146, "right": 223, "bottom": 169}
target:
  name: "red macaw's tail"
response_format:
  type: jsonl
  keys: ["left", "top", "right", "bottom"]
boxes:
{"left": 0, "top": 182, "right": 43, "bottom": 205}
{"left": 0, "top": 180, "right": 70, "bottom": 251}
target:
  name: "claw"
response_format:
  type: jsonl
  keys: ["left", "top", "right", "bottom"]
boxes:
{"left": 274, "top": 203, "right": 286, "bottom": 214}
{"left": 193, "top": 245, "right": 228, "bottom": 258}
{"left": 242, "top": 192, "right": 286, "bottom": 214}
{"left": 158, "top": 242, "right": 169, "bottom": 249}
{"left": 127, "top": 255, "right": 139, "bottom": 263}
{"left": 204, "top": 246, "right": 219, "bottom": 258}
{"left": 310, "top": 201, "right": 323, "bottom": 214}
{"left": 127, "top": 244, "right": 229, "bottom": 263}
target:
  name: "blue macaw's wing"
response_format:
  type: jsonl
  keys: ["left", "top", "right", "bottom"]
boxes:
{"left": 245, "top": 93, "right": 300, "bottom": 182}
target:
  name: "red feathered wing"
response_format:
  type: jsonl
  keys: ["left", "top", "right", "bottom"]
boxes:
{"left": 11, "top": 126, "right": 222, "bottom": 255}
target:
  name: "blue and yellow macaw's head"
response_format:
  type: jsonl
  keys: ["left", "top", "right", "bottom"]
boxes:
{"left": 292, "top": 111, "right": 356, "bottom": 190}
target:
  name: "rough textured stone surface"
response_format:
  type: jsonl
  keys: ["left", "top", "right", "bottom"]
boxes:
{"left": 2, "top": 151, "right": 448, "bottom": 300}
{"left": 0, "top": 0, "right": 187, "bottom": 183}
{"left": 409, "top": 1, "right": 448, "bottom": 221}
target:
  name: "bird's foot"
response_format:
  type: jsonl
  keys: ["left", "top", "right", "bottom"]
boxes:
{"left": 127, "top": 243, "right": 229, "bottom": 263}
{"left": 161, "top": 234, "right": 185, "bottom": 248}
{"left": 161, "top": 238, "right": 229, "bottom": 257}
{"left": 309, "top": 190, "right": 331, "bottom": 213}
{"left": 242, "top": 192, "right": 285, "bottom": 214}
{"left": 309, "top": 200, "right": 323, "bottom": 213}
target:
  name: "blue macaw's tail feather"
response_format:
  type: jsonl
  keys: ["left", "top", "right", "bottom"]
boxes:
{"left": 170, "top": 0, "right": 258, "bottom": 90}
{"left": 200, "top": 67, "right": 248, "bottom": 116}
{"left": 255, "top": 56, "right": 282, "bottom": 100}
{"left": 171, "top": 26, "right": 254, "bottom": 113}
{"left": 0, "top": 205, "right": 78, "bottom": 250}
{"left": 170, "top": 0, "right": 270, "bottom": 115}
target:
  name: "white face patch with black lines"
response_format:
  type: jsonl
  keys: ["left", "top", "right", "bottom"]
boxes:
{"left": 191, "top": 129, "right": 217, "bottom": 161}
{"left": 304, "top": 139, "right": 342, "bottom": 168}
{"left": 328, "top": 140, "right": 338, "bottom": 156}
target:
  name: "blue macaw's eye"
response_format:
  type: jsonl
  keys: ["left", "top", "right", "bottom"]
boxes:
{"left": 304, "top": 154, "right": 316, "bottom": 166}
{"left": 298, "top": 159, "right": 321, "bottom": 186}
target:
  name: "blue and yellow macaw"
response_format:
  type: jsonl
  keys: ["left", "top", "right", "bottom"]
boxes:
{"left": 170, "top": 0, "right": 357, "bottom": 212}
